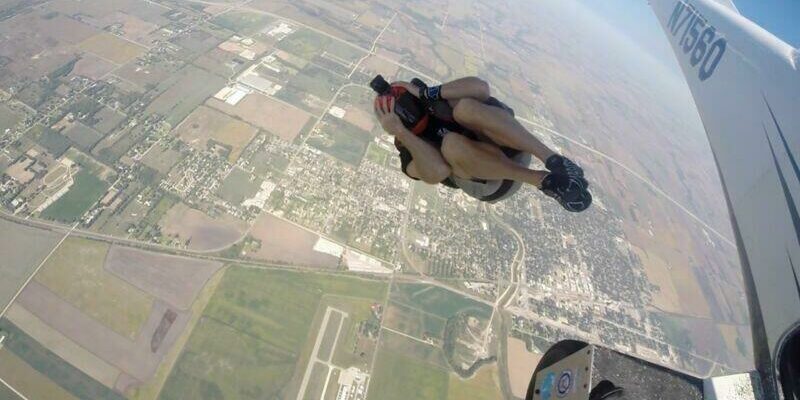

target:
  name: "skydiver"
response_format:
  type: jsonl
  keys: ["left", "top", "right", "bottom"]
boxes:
{"left": 371, "top": 76, "right": 592, "bottom": 212}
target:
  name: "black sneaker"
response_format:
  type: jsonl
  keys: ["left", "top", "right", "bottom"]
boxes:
{"left": 540, "top": 173, "right": 592, "bottom": 213}
{"left": 546, "top": 154, "right": 585, "bottom": 183}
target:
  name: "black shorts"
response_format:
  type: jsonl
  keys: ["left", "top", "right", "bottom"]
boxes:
{"left": 395, "top": 97, "right": 516, "bottom": 187}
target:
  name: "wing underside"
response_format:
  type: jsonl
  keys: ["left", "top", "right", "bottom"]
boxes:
{"left": 709, "top": 0, "right": 739, "bottom": 14}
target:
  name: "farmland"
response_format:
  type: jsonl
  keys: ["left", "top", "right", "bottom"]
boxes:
{"left": 161, "top": 267, "right": 386, "bottom": 400}
{"left": 368, "top": 345, "right": 449, "bottom": 400}
{"left": 34, "top": 237, "right": 154, "bottom": 340}
{"left": 0, "top": 219, "right": 60, "bottom": 310}
{"left": 39, "top": 170, "right": 108, "bottom": 222}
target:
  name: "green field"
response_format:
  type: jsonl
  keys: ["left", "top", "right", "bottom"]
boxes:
{"left": 284, "top": 64, "right": 345, "bottom": 102}
{"left": 35, "top": 237, "right": 154, "bottom": 340}
{"left": 386, "top": 301, "right": 447, "bottom": 340}
{"left": 308, "top": 119, "right": 372, "bottom": 167}
{"left": 142, "top": 193, "right": 178, "bottom": 228}
{"left": 0, "top": 320, "right": 125, "bottom": 400}
{"left": 145, "top": 65, "right": 226, "bottom": 127}
{"left": 33, "top": 127, "right": 72, "bottom": 158}
{"left": 368, "top": 347, "right": 449, "bottom": 400}
{"left": 64, "top": 148, "right": 114, "bottom": 179}
{"left": 0, "top": 104, "right": 22, "bottom": 131}
{"left": 447, "top": 366, "right": 503, "bottom": 400}
{"left": 0, "top": 383, "right": 21, "bottom": 400}
{"left": 217, "top": 168, "right": 261, "bottom": 205}
{"left": 40, "top": 170, "right": 109, "bottom": 222}
{"left": 161, "top": 268, "right": 387, "bottom": 400}
{"left": 276, "top": 28, "right": 332, "bottom": 60}
{"left": 392, "top": 283, "right": 493, "bottom": 320}
{"left": 364, "top": 142, "right": 393, "bottom": 167}
{"left": 211, "top": 11, "right": 272, "bottom": 35}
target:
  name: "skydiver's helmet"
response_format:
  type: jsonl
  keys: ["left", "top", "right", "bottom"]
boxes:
{"left": 370, "top": 75, "right": 429, "bottom": 135}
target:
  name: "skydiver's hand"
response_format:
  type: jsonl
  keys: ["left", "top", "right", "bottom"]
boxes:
{"left": 374, "top": 96, "right": 405, "bottom": 136}
{"left": 391, "top": 81, "right": 422, "bottom": 98}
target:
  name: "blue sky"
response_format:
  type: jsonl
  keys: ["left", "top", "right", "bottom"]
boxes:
{"left": 576, "top": 0, "right": 799, "bottom": 70}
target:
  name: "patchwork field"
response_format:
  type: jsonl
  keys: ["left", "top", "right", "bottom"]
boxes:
{"left": 104, "top": 246, "right": 224, "bottom": 311}
{"left": 5, "top": 304, "right": 121, "bottom": 388}
{"left": 160, "top": 267, "right": 387, "bottom": 400}
{"left": 174, "top": 105, "right": 258, "bottom": 163}
{"left": 159, "top": 203, "right": 248, "bottom": 251}
{"left": 248, "top": 213, "right": 340, "bottom": 268}
{"left": 78, "top": 32, "right": 146, "bottom": 65}
{"left": 34, "top": 237, "right": 154, "bottom": 340}
{"left": 63, "top": 122, "right": 103, "bottom": 151}
{"left": 0, "top": 319, "right": 125, "bottom": 400}
{"left": 207, "top": 93, "right": 312, "bottom": 142}
{"left": 0, "top": 345, "right": 79, "bottom": 400}
{"left": 70, "top": 53, "right": 116, "bottom": 80}
{"left": 0, "top": 219, "right": 61, "bottom": 310}
{"left": 17, "top": 280, "right": 192, "bottom": 389}
{"left": 145, "top": 66, "right": 226, "bottom": 127}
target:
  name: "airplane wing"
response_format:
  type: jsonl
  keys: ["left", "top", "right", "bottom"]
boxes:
{"left": 708, "top": 0, "right": 739, "bottom": 14}
{"left": 649, "top": 0, "right": 800, "bottom": 397}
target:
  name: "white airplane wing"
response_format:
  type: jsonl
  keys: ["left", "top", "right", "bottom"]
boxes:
{"left": 709, "top": 0, "right": 739, "bottom": 14}
{"left": 649, "top": 0, "right": 800, "bottom": 397}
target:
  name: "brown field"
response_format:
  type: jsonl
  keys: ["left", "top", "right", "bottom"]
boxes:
{"left": 356, "top": 11, "right": 387, "bottom": 30}
{"left": 0, "top": 349, "right": 79, "bottom": 400}
{"left": 78, "top": 33, "right": 147, "bottom": 65}
{"left": 207, "top": 93, "right": 312, "bottom": 141}
{"left": 218, "top": 38, "right": 270, "bottom": 58}
{"left": 113, "top": 59, "right": 177, "bottom": 91}
{"left": 35, "top": 237, "right": 154, "bottom": 340}
{"left": 160, "top": 202, "right": 248, "bottom": 251}
{"left": 0, "top": 11, "right": 96, "bottom": 71}
{"left": 507, "top": 337, "right": 541, "bottom": 399}
{"left": 670, "top": 265, "right": 713, "bottom": 318}
{"left": 174, "top": 105, "right": 258, "bottom": 163}
{"left": 48, "top": 0, "right": 171, "bottom": 27}
{"left": 99, "top": 11, "right": 160, "bottom": 45}
{"left": 249, "top": 213, "right": 340, "bottom": 268}
{"left": 17, "top": 281, "right": 190, "bottom": 385}
{"left": 0, "top": 219, "right": 61, "bottom": 311}
{"left": 343, "top": 106, "right": 376, "bottom": 133}
{"left": 70, "top": 53, "right": 117, "bottom": 80}
{"left": 5, "top": 304, "right": 121, "bottom": 387}
{"left": 192, "top": 47, "right": 244, "bottom": 78}
{"left": 140, "top": 144, "right": 182, "bottom": 175}
{"left": 634, "top": 245, "right": 682, "bottom": 314}
{"left": 104, "top": 246, "right": 223, "bottom": 310}
{"left": 126, "top": 268, "right": 227, "bottom": 400}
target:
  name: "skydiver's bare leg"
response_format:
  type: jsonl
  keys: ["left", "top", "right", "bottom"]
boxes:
{"left": 451, "top": 98, "right": 557, "bottom": 162}
{"left": 440, "top": 133, "right": 549, "bottom": 187}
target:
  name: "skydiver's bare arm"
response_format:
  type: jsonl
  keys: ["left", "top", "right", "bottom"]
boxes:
{"left": 393, "top": 77, "right": 491, "bottom": 102}
{"left": 439, "top": 77, "right": 491, "bottom": 101}
{"left": 374, "top": 96, "right": 451, "bottom": 184}
{"left": 394, "top": 129, "right": 451, "bottom": 184}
